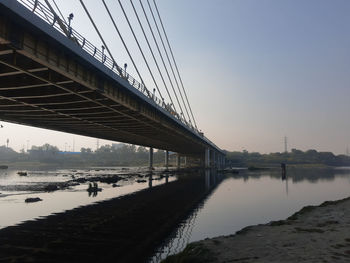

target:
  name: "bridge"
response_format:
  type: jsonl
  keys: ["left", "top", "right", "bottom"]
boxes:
{"left": 0, "top": 0, "right": 224, "bottom": 168}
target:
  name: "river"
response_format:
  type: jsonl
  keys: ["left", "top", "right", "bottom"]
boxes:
{"left": 149, "top": 167, "right": 350, "bottom": 262}
{"left": 0, "top": 166, "right": 176, "bottom": 229}
{"left": 1, "top": 166, "right": 350, "bottom": 262}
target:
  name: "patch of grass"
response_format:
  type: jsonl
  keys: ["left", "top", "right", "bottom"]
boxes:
{"left": 288, "top": 206, "right": 315, "bottom": 220}
{"left": 231, "top": 256, "right": 259, "bottom": 261}
{"left": 212, "top": 239, "right": 221, "bottom": 245}
{"left": 235, "top": 226, "right": 253, "bottom": 235}
{"left": 320, "top": 197, "right": 350, "bottom": 207}
{"left": 161, "top": 243, "right": 216, "bottom": 263}
{"left": 294, "top": 227, "right": 324, "bottom": 233}
{"left": 317, "top": 220, "right": 339, "bottom": 227}
{"left": 332, "top": 243, "right": 347, "bottom": 249}
{"left": 269, "top": 220, "right": 289, "bottom": 226}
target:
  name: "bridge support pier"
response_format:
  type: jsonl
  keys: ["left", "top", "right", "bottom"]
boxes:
{"left": 149, "top": 147, "right": 154, "bottom": 171}
{"left": 205, "top": 148, "right": 210, "bottom": 168}
{"left": 213, "top": 151, "right": 216, "bottom": 169}
{"left": 176, "top": 154, "right": 181, "bottom": 169}
{"left": 165, "top": 150, "right": 169, "bottom": 171}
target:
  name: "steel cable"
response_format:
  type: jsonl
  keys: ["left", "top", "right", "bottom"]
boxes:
{"left": 100, "top": 0, "right": 149, "bottom": 98}
{"left": 152, "top": 0, "right": 198, "bottom": 129}
{"left": 145, "top": 0, "right": 188, "bottom": 123}
{"left": 79, "top": 0, "right": 124, "bottom": 77}
{"left": 129, "top": 0, "right": 174, "bottom": 109}
{"left": 117, "top": 0, "right": 165, "bottom": 103}
{"left": 138, "top": 0, "right": 184, "bottom": 119}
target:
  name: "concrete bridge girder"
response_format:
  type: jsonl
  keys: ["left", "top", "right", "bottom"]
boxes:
{"left": 0, "top": 16, "right": 209, "bottom": 155}
{"left": 0, "top": 1, "right": 225, "bottom": 159}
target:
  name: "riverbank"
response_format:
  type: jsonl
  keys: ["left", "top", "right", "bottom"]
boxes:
{"left": 164, "top": 196, "right": 350, "bottom": 262}
{"left": 0, "top": 172, "right": 216, "bottom": 263}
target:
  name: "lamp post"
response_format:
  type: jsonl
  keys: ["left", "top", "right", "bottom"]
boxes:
{"left": 68, "top": 13, "right": 74, "bottom": 37}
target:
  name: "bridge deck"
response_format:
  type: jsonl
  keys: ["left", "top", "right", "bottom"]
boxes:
{"left": 0, "top": 0, "right": 222, "bottom": 156}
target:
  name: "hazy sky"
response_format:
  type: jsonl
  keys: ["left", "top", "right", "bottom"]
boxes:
{"left": 2, "top": 0, "right": 350, "bottom": 154}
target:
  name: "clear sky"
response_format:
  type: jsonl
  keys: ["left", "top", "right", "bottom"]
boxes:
{"left": 1, "top": 0, "right": 350, "bottom": 154}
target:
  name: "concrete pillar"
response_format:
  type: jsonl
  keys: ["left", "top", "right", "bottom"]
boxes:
{"left": 165, "top": 150, "right": 169, "bottom": 171}
{"left": 184, "top": 156, "right": 187, "bottom": 167}
{"left": 205, "top": 148, "right": 210, "bottom": 168}
{"left": 205, "top": 169, "right": 210, "bottom": 189}
{"left": 176, "top": 154, "right": 181, "bottom": 169}
{"left": 213, "top": 151, "right": 216, "bottom": 168}
{"left": 149, "top": 147, "right": 153, "bottom": 170}
{"left": 149, "top": 173, "right": 153, "bottom": 188}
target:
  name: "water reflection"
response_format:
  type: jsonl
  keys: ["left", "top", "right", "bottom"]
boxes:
{"left": 87, "top": 182, "right": 102, "bottom": 197}
{"left": 150, "top": 167, "right": 350, "bottom": 262}
{"left": 0, "top": 167, "right": 177, "bottom": 229}
{"left": 230, "top": 167, "right": 349, "bottom": 184}
{"left": 151, "top": 169, "right": 224, "bottom": 262}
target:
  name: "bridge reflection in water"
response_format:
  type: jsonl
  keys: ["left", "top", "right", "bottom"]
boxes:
{"left": 150, "top": 169, "right": 224, "bottom": 262}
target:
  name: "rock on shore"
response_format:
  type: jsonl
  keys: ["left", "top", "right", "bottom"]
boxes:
{"left": 163, "top": 197, "right": 350, "bottom": 262}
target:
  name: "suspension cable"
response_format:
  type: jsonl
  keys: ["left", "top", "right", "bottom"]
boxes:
{"left": 152, "top": 0, "right": 198, "bottom": 129}
{"left": 117, "top": 0, "right": 165, "bottom": 103}
{"left": 146, "top": 0, "right": 189, "bottom": 123}
{"left": 139, "top": 0, "right": 184, "bottom": 120}
{"left": 129, "top": 0, "right": 174, "bottom": 110}
{"left": 51, "top": 0, "right": 67, "bottom": 24}
{"left": 100, "top": 0, "right": 149, "bottom": 97}
{"left": 145, "top": 0, "right": 191, "bottom": 125}
{"left": 79, "top": 0, "right": 124, "bottom": 76}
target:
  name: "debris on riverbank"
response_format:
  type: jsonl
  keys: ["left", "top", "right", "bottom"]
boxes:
{"left": 25, "top": 197, "right": 42, "bottom": 203}
{"left": 163, "top": 197, "right": 350, "bottom": 262}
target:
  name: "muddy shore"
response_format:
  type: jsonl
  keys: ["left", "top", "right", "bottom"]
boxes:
{"left": 163, "top": 197, "right": 350, "bottom": 262}
{"left": 0, "top": 172, "right": 214, "bottom": 263}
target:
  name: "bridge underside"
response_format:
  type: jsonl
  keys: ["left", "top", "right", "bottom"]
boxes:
{"left": 0, "top": 13, "right": 207, "bottom": 155}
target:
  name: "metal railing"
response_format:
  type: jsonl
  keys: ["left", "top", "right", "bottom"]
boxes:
{"left": 17, "top": 0, "right": 200, "bottom": 133}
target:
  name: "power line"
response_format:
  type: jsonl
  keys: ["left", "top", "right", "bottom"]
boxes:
{"left": 117, "top": 0, "right": 165, "bottom": 103}
{"left": 129, "top": 0, "right": 175, "bottom": 110}
{"left": 152, "top": 0, "right": 198, "bottom": 129}
{"left": 146, "top": 0, "right": 188, "bottom": 123}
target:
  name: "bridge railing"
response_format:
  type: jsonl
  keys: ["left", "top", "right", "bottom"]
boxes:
{"left": 17, "top": 0, "right": 199, "bottom": 133}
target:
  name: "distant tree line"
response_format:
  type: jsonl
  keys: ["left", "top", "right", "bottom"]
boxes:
{"left": 225, "top": 148, "right": 350, "bottom": 167}
{"left": 0, "top": 143, "right": 172, "bottom": 167}
{"left": 1, "top": 144, "right": 350, "bottom": 167}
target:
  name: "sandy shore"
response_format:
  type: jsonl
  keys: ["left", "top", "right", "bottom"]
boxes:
{"left": 164, "top": 197, "right": 350, "bottom": 262}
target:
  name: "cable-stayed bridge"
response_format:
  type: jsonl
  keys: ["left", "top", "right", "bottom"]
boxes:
{"left": 0, "top": 0, "right": 224, "bottom": 168}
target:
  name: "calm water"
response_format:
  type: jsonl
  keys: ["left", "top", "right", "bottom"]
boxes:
{"left": 150, "top": 167, "right": 350, "bottom": 262}
{"left": 1, "top": 166, "right": 350, "bottom": 262}
{"left": 0, "top": 167, "right": 176, "bottom": 229}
